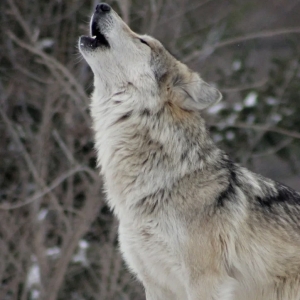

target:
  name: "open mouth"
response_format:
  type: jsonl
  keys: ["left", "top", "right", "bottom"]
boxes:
{"left": 91, "top": 19, "right": 110, "bottom": 47}
{"left": 80, "top": 18, "right": 110, "bottom": 49}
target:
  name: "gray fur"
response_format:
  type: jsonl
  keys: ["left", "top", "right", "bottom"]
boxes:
{"left": 79, "top": 4, "right": 300, "bottom": 300}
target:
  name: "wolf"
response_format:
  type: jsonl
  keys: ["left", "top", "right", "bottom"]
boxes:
{"left": 79, "top": 3, "right": 300, "bottom": 300}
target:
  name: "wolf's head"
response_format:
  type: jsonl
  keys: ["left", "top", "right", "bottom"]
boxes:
{"left": 79, "top": 3, "right": 222, "bottom": 112}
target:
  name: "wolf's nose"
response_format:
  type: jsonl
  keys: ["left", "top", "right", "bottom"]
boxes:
{"left": 96, "top": 3, "right": 111, "bottom": 13}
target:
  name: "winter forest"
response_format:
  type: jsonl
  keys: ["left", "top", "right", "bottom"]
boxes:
{"left": 0, "top": 0, "right": 300, "bottom": 299}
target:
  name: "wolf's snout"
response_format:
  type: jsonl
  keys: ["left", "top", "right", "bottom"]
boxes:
{"left": 95, "top": 3, "right": 111, "bottom": 13}
{"left": 79, "top": 2, "right": 112, "bottom": 51}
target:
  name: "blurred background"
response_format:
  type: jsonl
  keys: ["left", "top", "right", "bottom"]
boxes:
{"left": 0, "top": 0, "right": 299, "bottom": 299}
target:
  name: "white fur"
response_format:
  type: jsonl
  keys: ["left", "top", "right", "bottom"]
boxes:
{"left": 79, "top": 6, "right": 300, "bottom": 300}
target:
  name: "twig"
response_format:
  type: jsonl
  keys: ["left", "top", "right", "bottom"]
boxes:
{"left": 240, "top": 60, "right": 299, "bottom": 165}
{"left": 115, "top": 0, "right": 131, "bottom": 24}
{"left": 52, "top": 129, "right": 76, "bottom": 165}
{"left": 0, "top": 105, "right": 70, "bottom": 227}
{"left": 158, "top": 0, "right": 212, "bottom": 25}
{"left": 6, "top": 0, "right": 35, "bottom": 43}
{"left": 0, "top": 166, "right": 89, "bottom": 210}
{"left": 184, "top": 27, "right": 300, "bottom": 62}
{"left": 45, "top": 185, "right": 104, "bottom": 300}
{"left": 220, "top": 78, "right": 268, "bottom": 93}
{"left": 7, "top": 31, "right": 89, "bottom": 104}
{"left": 252, "top": 138, "right": 293, "bottom": 158}
{"left": 209, "top": 122, "right": 300, "bottom": 140}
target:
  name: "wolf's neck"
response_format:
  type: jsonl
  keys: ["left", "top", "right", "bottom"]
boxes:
{"left": 91, "top": 100, "right": 225, "bottom": 216}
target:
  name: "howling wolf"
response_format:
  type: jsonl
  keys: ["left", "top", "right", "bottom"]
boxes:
{"left": 79, "top": 3, "right": 300, "bottom": 300}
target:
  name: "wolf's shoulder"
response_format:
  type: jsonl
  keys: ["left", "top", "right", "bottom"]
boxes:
{"left": 226, "top": 160, "right": 300, "bottom": 210}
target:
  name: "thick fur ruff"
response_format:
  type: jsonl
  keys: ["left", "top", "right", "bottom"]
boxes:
{"left": 79, "top": 4, "right": 300, "bottom": 299}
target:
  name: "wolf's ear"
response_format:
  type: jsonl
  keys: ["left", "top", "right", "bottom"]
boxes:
{"left": 176, "top": 74, "right": 222, "bottom": 110}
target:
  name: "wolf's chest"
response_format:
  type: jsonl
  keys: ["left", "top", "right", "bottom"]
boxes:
{"left": 118, "top": 219, "right": 188, "bottom": 299}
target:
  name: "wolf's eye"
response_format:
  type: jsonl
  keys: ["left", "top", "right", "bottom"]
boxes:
{"left": 139, "top": 39, "right": 150, "bottom": 47}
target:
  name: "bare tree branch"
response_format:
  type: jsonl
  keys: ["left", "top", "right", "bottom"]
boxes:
{"left": 184, "top": 27, "right": 300, "bottom": 62}
{"left": 209, "top": 122, "right": 300, "bottom": 140}
{"left": 0, "top": 166, "right": 91, "bottom": 210}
